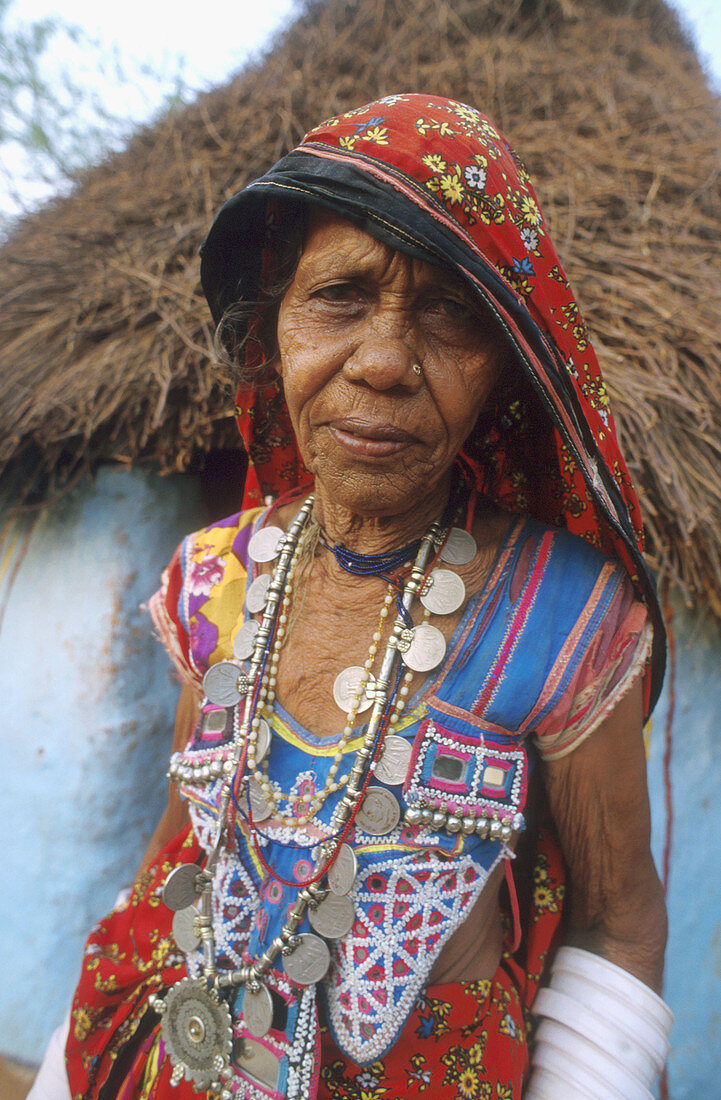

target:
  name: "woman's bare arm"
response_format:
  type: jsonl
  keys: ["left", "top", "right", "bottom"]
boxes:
{"left": 135, "top": 683, "right": 198, "bottom": 876}
{"left": 542, "top": 678, "right": 667, "bottom": 992}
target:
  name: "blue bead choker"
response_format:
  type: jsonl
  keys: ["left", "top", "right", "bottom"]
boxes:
{"left": 318, "top": 533, "right": 423, "bottom": 577}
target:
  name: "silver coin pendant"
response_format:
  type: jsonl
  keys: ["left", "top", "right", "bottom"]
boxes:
{"left": 403, "top": 623, "right": 447, "bottom": 672}
{"left": 308, "top": 893, "right": 356, "bottom": 939}
{"left": 241, "top": 984, "right": 274, "bottom": 1038}
{"left": 233, "top": 620, "right": 260, "bottom": 661}
{"left": 163, "top": 864, "right": 202, "bottom": 911}
{"left": 203, "top": 661, "right": 245, "bottom": 707}
{"left": 441, "top": 527, "right": 477, "bottom": 565}
{"left": 420, "top": 569, "right": 466, "bottom": 616}
{"left": 356, "top": 787, "right": 401, "bottom": 835}
{"left": 253, "top": 717, "right": 271, "bottom": 763}
{"left": 246, "top": 573, "right": 271, "bottom": 614}
{"left": 333, "top": 667, "right": 376, "bottom": 714}
{"left": 246, "top": 777, "right": 272, "bottom": 821}
{"left": 172, "top": 905, "right": 201, "bottom": 952}
{"left": 327, "top": 843, "right": 358, "bottom": 896}
{"left": 283, "top": 933, "right": 331, "bottom": 985}
{"left": 248, "top": 526, "right": 285, "bottom": 563}
{"left": 375, "top": 735, "right": 413, "bottom": 786}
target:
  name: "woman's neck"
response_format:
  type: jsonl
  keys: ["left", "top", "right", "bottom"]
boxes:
{"left": 311, "top": 474, "right": 453, "bottom": 555}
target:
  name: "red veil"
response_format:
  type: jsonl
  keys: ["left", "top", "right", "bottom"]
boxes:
{"left": 201, "top": 94, "right": 664, "bottom": 711}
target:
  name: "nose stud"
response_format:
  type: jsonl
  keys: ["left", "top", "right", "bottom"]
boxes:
{"left": 411, "top": 362, "right": 423, "bottom": 377}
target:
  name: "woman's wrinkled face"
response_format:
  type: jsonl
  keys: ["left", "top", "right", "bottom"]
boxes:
{"left": 276, "top": 211, "right": 503, "bottom": 516}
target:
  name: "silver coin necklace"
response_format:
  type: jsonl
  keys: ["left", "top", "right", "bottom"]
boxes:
{"left": 155, "top": 500, "right": 477, "bottom": 1096}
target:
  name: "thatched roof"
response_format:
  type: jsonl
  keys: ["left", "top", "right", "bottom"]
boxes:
{"left": 1, "top": 0, "right": 720, "bottom": 614}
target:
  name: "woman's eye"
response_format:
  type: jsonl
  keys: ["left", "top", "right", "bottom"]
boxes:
{"left": 429, "top": 296, "right": 474, "bottom": 320}
{"left": 314, "top": 282, "right": 362, "bottom": 303}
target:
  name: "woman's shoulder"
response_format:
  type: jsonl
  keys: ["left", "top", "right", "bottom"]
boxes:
{"left": 147, "top": 506, "right": 265, "bottom": 689}
{"left": 179, "top": 505, "right": 266, "bottom": 574}
{"left": 507, "top": 513, "right": 634, "bottom": 596}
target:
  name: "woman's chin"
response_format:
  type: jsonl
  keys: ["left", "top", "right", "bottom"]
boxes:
{"left": 312, "top": 462, "right": 447, "bottom": 523}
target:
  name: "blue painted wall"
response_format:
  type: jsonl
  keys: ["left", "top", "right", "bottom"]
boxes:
{"left": 0, "top": 467, "right": 205, "bottom": 1063}
{"left": 646, "top": 593, "right": 721, "bottom": 1099}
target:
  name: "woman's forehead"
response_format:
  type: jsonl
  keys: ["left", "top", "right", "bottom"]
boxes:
{"left": 300, "top": 206, "right": 467, "bottom": 291}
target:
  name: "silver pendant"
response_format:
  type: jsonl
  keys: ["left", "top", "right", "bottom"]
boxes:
{"left": 283, "top": 933, "right": 331, "bottom": 985}
{"left": 254, "top": 717, "right": 271, "bottom": 763}
{"left": 420, "top": 569, "right": 466, "bottom": 615}
{"left": 246, "top": 573, "right": 271, "bottom": 614}
{"left": 232, "top": 620, "right": 260, "bottom": 660}
{"left": 403, "top": 623, "right": 447, "bottom": 672}
{"left": 356, "top": 786, "right": 401, "bottom": 835}
{"left": 241, "top": 983, "right": 274, "bottom": 1039}
{"left": 332, "top": 667, "right": 376, "bottom": 714}
{"left": 203, "top": 661, "right": 248, "bottom": 707}
{"left": 163, "top": 864, "right": 202, "bottom": 911}
{"left": 246, "top": 777, "right": 272, "bottom": 821}
{"left": 248, "top": 526, "right": 285, "bottom": 563}
{"left": 172, "top": 905, "right": 201, "bottom": 952}
{"left": 375, "top": 735, "right": 413, "bottom": 786}
{"left": 441, "top": 527, "right": 477, "bottom": 565}
{"left": 157, "top": 977, "right": 232, "bottom": 1090}
{"left": 308, "top": 893, "right": 356, "bottom": 939}
{"left": 327, "top": 843, "right": 357, "bottom": 896}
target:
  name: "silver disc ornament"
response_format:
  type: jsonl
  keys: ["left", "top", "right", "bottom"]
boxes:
{"left": 203, "top": 661, "right": 248, "bottom": 707}
{"left": 333, "top": 667, "right": 376, "bottom": 714}
{"left": 375, "top": 735, "right": 413, "bottom": 786}
{"left": 172, "top": 905, "right": 201, "bottom": 953}
{"left": 356, "top": 786, "right": 401, "bottom": 835}
{"left": 254, "top": 717, "right": 272, "bottom": 763}
{"left": 245, "top": 777, "right": 272, "bottom": 822}
{"left": 163, "top": 864, "right": 203, "bottom": 911}
{"left": 420, "top": 569, "right": 466, "bottom": 616}
{"left": 233, "top": 620, "right": 260, "bottom": 661}
{"left": 248, "top": 526, "right": 285, "bottom": 563}
{"left": 308, "top": 893, "right": 356, "bottom": 939}
{"left": 283, "top": 933, "right": 331, "bottom": 985}
{"left": 241, "top": 984, "right": 274, "bottom": 1039}
{"left": 246, "top": 573, "right": 271, "bottom": 614}
{"left": 403, "top": 623, "right": 447, "bottom": 672}
{"left": 158, "top": 977, "right": 232, "bottom": 1090}
{"left": 441, "top": 527, "right": 477, "bottom": 566}
{"left": 327, "top": 843, "right": 358, "bottom": 896}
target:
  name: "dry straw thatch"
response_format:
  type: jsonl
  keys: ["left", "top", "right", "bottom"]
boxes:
{"left": 1, "top": 0, "right": 720, "bottom": 613}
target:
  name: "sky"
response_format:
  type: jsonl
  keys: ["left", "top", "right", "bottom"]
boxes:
{"left": 2, "top": 0, "right": 720, "bottom": 219}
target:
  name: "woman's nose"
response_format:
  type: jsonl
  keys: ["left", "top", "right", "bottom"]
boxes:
{"left": 342, "top": 332, "right": 423, "bottom": 391}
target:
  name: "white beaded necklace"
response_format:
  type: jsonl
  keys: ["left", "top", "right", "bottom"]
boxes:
{"left": 154, "top": 496, "right": 449, "bottom": 1097}
{"left": 245, "top": 523, "right": 431, "bottom": 826}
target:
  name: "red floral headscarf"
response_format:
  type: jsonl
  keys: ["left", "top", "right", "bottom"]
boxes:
{"left": 200, "top": 93, "right": 664, "bottom": 711}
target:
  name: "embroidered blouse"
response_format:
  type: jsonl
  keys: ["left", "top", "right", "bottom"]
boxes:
{"left": 148, "top": 504, "right": 651, "bottom": 1093}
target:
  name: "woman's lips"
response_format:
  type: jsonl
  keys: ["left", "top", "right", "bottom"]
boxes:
{"left": 326, "top": 418, "right": 418, "bottom": 458}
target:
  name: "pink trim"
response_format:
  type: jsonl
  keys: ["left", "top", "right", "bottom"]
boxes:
{"left": 423, "top": 517, "right": 526, "bottom": 706}
{"left": 473, "top": 532, "right": 553, "bottom": 715}
{"left": 539, "top": 622, "right": 653, "bottom": 760}
{"left": 436, "top": 745, "right": 470, "bottom": 760}
{"left": 429, "top": 776, "right": 469, "bottom": 794}
{"left": 521, "top": 562, "right": 617, "bottom": 734}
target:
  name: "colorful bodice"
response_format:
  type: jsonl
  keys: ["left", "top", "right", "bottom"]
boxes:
{"left": 150, "top": 505, "right": 650, "bottom": 1097}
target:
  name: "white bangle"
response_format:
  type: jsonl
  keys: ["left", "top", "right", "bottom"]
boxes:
{"left": 524, "top": 946, "right": 672, "bottom": 1099}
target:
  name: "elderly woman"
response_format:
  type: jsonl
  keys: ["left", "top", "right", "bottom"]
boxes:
{"left": 59, "top": 95, "right": 669, "bottom": 1100}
